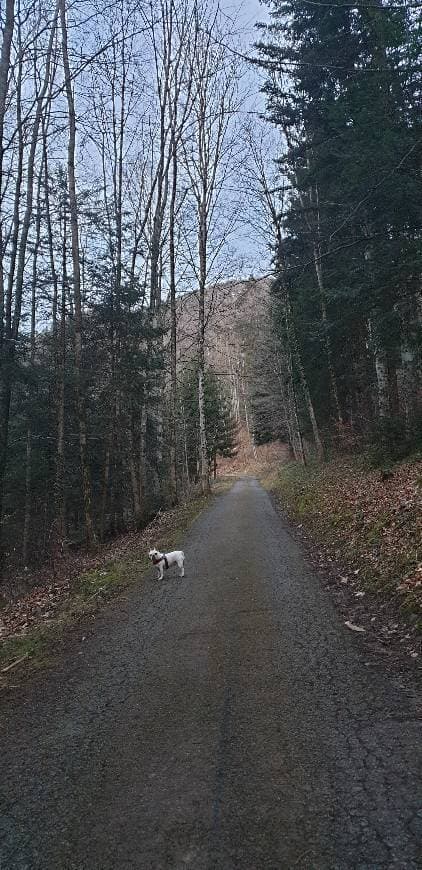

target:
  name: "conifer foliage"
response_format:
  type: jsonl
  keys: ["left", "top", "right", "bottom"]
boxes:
{"left": 255, "top": 0, "right": 421, "bottom": 458}
{"left": 181, "top": 366, "right": 238, "bottom": 483}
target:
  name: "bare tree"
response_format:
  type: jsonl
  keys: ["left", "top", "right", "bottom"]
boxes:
{"left": 0, "top": 3, "right": 60, "bottom": 555}
{"left": 60, "top": 0, "right": 96, "bottom": 546}
{"left": 182, "top": 5, "right": 238, "bottom": 494}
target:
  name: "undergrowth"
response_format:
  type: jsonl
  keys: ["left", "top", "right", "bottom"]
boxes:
{"left": 0, "top": 491, "right": 213, "bottom": 679}
{"left": 264, "top": 456, "right": 422, "bottom": 629}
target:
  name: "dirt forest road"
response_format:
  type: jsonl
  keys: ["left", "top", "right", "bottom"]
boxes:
{"left": 1, "top": 478, "right": 421, "bottom": 870}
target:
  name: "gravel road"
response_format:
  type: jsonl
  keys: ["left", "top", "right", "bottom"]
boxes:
{"left": 1, "top": 478, "right": 421, "bottom": 870}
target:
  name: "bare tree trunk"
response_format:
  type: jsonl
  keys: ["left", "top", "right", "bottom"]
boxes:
{"left": 272, "top": 350, "right": 296, "bottom": 457}
{"left": 147, "top": 3, "right": 173, "bottom": 504}
{"left": 399, "top": 298, "right": 420, "bottom": 435}
{"left": 0, "top": 1, "right": 17, "bottom": 556}
{"left": 283, "top": 282, "right": 324, "bottom": 462}
{"left": 288, "top": 376, "right": 306, "bottom": 465}
{"left": 313, "top": 244, "right": 343, "bottom": 426}
{"left": 100, "top": 447, "right": 111, "bottom": 542}
{"left": 43, "top": 124, "right": 66, "bottom": 545}
{"left": 225, "top": 339, "right": 241, "bottom": 423}
{"left": 312, "top": 184, "right": 343, "bottom": 427}
{"left": 55, "top": 200, "right": 67, "bottom": 544}
{"left": 387, "top": 354, "right": 399, "bottom": 416}
{"left": 279, "top": 125, "right": 343, "bottom": 431}
{"left": 374, "top": 352, "right": 390, "bottom": 418}
{"left": 243, "top": 394, "right": 257, "bottom": 462}
{"left": 0, "top": 0, "right": 14, "bottom": 191}
{"left": 368, "top": 319, "right": 390, "bottom": 419}
{"left": 139, "top": 405, "right": 147, "bottom": 511}
{"left": 180, "top": 398, "right": 190, "bottom": 492}
{"left": 22, "top": 167, "right": 43, "bottom": 564}
{"left": 169, "top": 141, "right": 178, "bottom": 504}
{"left": 12, "top": 4, "right": 59, "bottom": 344}
{"left": 128, "top": 414, "right": 141, "bottom": 525}
{"left": 42, "top": 119, "right": 59, "bottom": 342}
{"left": 284, "top": 332, "right": 306, "bottom": 466}
{"left": 198, "top": 205, "right": 210, "bottom": 494}
{"left": 0, "top": 4, "right": 58, "bottom": 558}
{"left": 181, "top": 12, "right": 236, "bottom": 495}
{"left": 60, "top": 0, "right": 96, "bottom": 546}
{"left": 104, "top": 31, "right": 127, "bottom": 536}
{"left": 6, "top": 23, "right": 24, "bottom": 337}
{"left": 295, "top": 349, "right": 321, "bottom": 463}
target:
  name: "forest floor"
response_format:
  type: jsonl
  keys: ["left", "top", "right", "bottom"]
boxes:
{"left": 262, "top": 455, "right": 422, "bottom": 665}
{"left": 0, "top": 489, "right": 220, "bottom": 682}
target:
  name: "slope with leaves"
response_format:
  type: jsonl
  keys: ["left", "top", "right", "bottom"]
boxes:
{"left": 266, "top": 456, "right": 422, "bottom": 655}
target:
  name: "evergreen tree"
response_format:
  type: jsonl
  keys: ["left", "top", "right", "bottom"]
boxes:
{"left": 256, "top": 0, "right": 421, "bottom": 452}
{"left": 181, "top": 366, "right": 238, "bottom": 481}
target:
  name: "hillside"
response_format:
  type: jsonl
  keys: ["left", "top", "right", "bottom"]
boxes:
{"left": 175, "top": 276, "right": 271, "bottom": 429}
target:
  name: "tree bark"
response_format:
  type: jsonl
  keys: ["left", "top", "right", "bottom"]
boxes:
{"left": 0, "top": 3, "right": 58, "bottom": 558}
{"left": 60, "top": 0, "right": 96, "bottom": 546}
{"left": 22, "top": 166, "right": 43, "bottom": 564}
{"left": 282, "top": 279, "right": 324, "bottom": 462}
{"left": 55, "top": 200, "right": 67, "bottom": 545}
{"left": 128, "top": 415, "right": 142, "bottom": 526}
{"left": 198, "top": 204, "right": 210, "bottom": 494}
{"left": 0, "top": 0, "right": 16, "bottom": 557}
{"left": 311, "top": 184, "right": 344, "bottom": 428}
{"left": 169, "top": 139, "right": 178, "bottom": 504}
{"left": 369, "top": 318, "right": 390, "bottom": 419}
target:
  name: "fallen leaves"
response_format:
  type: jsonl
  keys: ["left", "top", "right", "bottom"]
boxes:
{"left": 0, "top": 497, "right": 206, "bottom": 649}
{"left": 274, "top": 456, "right": 422, "bottom": 660}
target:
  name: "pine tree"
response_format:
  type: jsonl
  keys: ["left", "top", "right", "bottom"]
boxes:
{"left": 181, "top": 366, "right": 238, "bottom": 482}
{"left": 256, "top": 0, "right": 421, "bottom": 453}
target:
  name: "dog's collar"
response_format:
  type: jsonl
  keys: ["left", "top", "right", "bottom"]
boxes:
{"left": 152, "top": 554, "right": 169, "bottom": 569}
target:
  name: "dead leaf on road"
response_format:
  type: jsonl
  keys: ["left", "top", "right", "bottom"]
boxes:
{"left": 345, "top": 620, "right": 366, "bottom": 633}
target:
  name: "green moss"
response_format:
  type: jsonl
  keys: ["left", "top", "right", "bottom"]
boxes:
{"left": 365, "top": 515, "right": 389, "bottom": 544}
{"left": 0, "top": 630, "right": 49, "bottom": 671}
{"left": 76, "top": 563, "right": 127, "bottom": 599}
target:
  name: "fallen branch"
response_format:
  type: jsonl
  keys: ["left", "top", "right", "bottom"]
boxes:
{"left": 1, "top": 653, "right": 29, "bottom": 673}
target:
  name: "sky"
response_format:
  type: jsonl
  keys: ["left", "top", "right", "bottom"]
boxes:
{"left": 218, "top": 0, "right": 275, "bottom": 278}
{"left": 221, "top": 0, "right": 269, "bottom": 32}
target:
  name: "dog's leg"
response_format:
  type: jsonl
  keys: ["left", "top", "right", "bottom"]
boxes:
{"left": 180, "top": 558, "right": 185, "bottom": 578}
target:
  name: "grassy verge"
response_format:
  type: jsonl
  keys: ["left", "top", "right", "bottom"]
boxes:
{"left": 262, "top": 457, "right": 422, "bottom": 631}
{"left": 0, "top": 491, "right": 215, "bottom": 681}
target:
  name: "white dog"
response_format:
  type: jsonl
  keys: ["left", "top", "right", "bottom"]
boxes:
{"left": 148, "top": 547, "right": 185, "bottom": 580}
